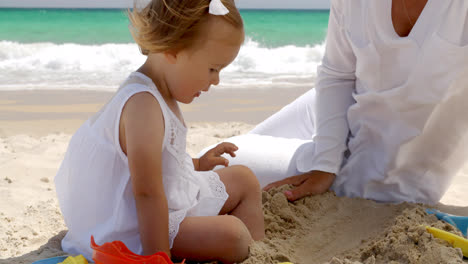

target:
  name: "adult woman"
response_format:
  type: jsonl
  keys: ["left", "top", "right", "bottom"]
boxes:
{"left": 211, "top": 0, "right": 468, "bottom": 204}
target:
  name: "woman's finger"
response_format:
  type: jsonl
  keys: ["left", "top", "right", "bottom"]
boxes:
{"left": 263, "top": 174, "right": 307, "bottom": 191}
{"left": 291, "top": 174, "right": 310, "bottom": 187}
{"left": 284, "top": 173, "right": 335, "bottom": 201}
{"left": 284, "top": 182, "right": 314, "bottom": 201}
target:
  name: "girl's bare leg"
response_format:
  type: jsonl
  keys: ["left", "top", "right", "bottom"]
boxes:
{"left": 216, "top": 165, "right": 265, "bottom": 240}
{"left": 171, "top": 215, "right": 252, "bottom": 263}
{"left": 171, "top": 165, "right": 264, "bottom": 263}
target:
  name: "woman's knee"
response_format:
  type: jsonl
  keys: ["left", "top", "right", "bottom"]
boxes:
{"left": 217, "top": 215, "right": 252, "bottom": 262}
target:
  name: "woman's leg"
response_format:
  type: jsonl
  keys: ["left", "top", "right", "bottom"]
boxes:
{"left": 199, "top": 134, "right": 312, "bottom": 188}
{"left": 196, "top": 89, "right": 317, "bottom": 188}
{"left": 249, "top": 88, "right": 316, "bottom": 140}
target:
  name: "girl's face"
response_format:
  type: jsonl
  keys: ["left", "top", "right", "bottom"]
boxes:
{"left": 165, "top": 17, "right": 244, "bottom": 104}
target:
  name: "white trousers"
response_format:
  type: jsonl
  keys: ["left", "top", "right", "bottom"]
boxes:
{"left": 199, "top": 89, "right": 317, "bottom": 188}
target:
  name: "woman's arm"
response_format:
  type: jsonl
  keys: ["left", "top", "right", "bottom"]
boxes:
{"left": 265, "top": 0, "right": 357, "bottom": 201}
{"left": 121, "top": 92, "right": 170, "bottom": 256}
{"left": 307, "top": 0, "right": 356, "bottom": 174}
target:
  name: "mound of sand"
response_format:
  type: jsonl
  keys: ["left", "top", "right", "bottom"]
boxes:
{"left": 244, "top": 185, "right": 465, "bottom": 264}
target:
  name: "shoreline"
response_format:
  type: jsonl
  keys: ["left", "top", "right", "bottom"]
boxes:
{"left": 0, "top": 87, "right": 309, "bottom": 137}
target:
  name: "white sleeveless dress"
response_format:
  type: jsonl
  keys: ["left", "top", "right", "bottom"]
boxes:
{"left": 55, "top": 72, "right": 229, "bottom": 260}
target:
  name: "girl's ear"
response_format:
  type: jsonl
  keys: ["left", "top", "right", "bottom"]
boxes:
{"left": 163, "top": 50, "right": 178, "bottom": 64}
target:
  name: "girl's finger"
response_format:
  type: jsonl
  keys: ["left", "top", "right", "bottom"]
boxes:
{"left": 226, "top": 150, "right": 236, "bottom": 157}
{"left": 219, "top": 142, "right": 238, "bottom": 152}
{"left": 214, "top": 143, "right": 238, "bottom": 156}
{"left": 210, "top": 157, "right": 229, "bottom": 167}
{"left": 225, "top": 142, "right": 239, "bottom": 151}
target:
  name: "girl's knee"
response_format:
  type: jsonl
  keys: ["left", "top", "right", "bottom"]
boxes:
{"left": 218, "top": 215, "right": 252, "bottom": 262}
{"left": 231, "top": 165, "right": 261, "bottom": 191}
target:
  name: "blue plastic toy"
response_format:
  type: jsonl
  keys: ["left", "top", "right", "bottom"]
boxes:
{"left": 31, "top": 256, "right": 68, "bottom": 264}
{"left": 426, "top": 208, "right": 468, "bottom": 237}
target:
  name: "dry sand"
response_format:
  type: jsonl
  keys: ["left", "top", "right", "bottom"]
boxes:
{"left": 1, "top": 90, "right": 468, "bottom": 264}
{"left": 0, "top": 122, "right": 253, "bottom": 264}
{"left": 247, "top": 187, "right": 467, "bottom": 264}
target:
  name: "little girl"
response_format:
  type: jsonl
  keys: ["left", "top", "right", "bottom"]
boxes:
{"left": 54, "top": 0, "right": 264, "bottom": 263}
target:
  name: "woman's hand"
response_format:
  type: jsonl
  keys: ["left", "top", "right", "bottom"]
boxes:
{"left": 195, "top": 142, "right": 238, "bottom": 171}
{"left": 263, "top": 170, "right": 336, "bottom": 201}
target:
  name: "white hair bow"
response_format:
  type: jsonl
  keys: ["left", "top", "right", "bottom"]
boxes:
{"left": 209, "top": 0, "right": 229, "bottom": 15}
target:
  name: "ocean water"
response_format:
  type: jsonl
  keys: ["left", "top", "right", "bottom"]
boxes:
{"left": 0, "top": 8, "right": 329, "bottom": 91}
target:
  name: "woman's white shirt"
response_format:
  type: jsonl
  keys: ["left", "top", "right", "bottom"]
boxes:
{"left": 301, "top": 0, "right": 468, "bottom": 203}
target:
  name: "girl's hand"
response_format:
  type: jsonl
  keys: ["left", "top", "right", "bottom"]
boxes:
{"left": 197, "top": 142, "right": 238, "bottom": 171}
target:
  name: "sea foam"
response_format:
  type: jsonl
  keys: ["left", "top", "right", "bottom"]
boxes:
{"left": 0, "top": 39, "right": 325, "bottom": 91}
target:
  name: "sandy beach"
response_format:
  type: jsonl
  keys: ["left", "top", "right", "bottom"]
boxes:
{"left": 1, "top": 89, "right": 467, "bottom": 264}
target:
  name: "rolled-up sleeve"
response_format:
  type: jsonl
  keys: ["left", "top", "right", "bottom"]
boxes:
{"left": 296, "top": 0, "right": 357, "bottom": 174}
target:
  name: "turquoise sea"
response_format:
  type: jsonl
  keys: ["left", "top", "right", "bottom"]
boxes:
{"left": 0, "top": 8, "right": 329, "bottom": 90}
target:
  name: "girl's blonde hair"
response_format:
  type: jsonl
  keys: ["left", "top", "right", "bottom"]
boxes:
{"left": 128, "top": 0, "right": 243, "bottom": 55}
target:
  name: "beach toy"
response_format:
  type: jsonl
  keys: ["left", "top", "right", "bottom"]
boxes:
{"left": 426, "top": 226, "right": 468, "bottom": 257}
{"left": 91, "top": 236, "right": 184, "bottom": 264}
{"left": 426, "top": 208, "right": 468, "bottom": 237}
{"left": 58, "top": 255, "right": 88, "bottom": 264}
{"left": 32, "top": 256, "right": 68, "bottom": 264}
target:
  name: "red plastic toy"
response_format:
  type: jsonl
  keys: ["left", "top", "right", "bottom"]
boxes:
{"left": 90, "top": 236, "right": 184, "bottom": 264}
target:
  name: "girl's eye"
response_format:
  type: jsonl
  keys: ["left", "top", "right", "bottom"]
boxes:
{"left": 210, "top": 68, "right": 219, "bottom": 73}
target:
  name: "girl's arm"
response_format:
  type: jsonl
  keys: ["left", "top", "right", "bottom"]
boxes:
{"left": 120, "top": 92, "right": 170, "bottom": 256}
{"left": 192, "top": 158, "right": 200, "bottom": 171}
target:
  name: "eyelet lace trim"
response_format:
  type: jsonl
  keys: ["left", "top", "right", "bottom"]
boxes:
{"left": 206, "top": 173, "right": 229, "bottom": 200}
{"left": 168, "top": 209, "right": 187, "bottom": 248}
